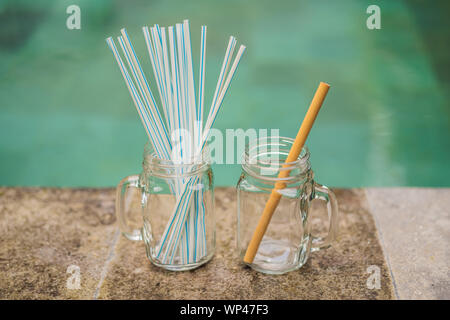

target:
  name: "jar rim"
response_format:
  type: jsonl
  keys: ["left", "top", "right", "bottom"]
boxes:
{"left": 242, "top": 136, "right": 311, "bottom": 182}
{"left": 143, "top": 142, "right": 210, "bottom": 177}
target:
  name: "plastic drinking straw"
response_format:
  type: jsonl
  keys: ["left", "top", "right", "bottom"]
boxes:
{"left": 243, "top": 82, "right": 330, "bottom": 264}
{"left": 160, "top": 28, "right": 175, "bottom": 134}
{"left": 209, "top": 37, "right": 236, "bottom": 122}
{"left": 121, "top": 29, "right": 169, "bottom": 141}
{"left": 164, "top": 48, "right": 246, "bottom": 263}
{"left": 197, "top": 26, "right": 207, "bottom": 151}
{"left": 118, "top": 37, "right": 170, "bottom": 161}
{"left": 194, "top": 25, "right": 207, "bottom": 261}
{"left": 143, "top": 26, "right": 170, "bottom": 131}
{"left": 107, "top": 21, "right": 245, "bottom": 265}
{"left": 110, "top": 30, "right": 178, "bottom": 261}
{"left": 175, "top": 23, "right": 188, "bottom": 162}
{"left": 169, "top": 43, "right": 245, "bottom": 262}
{"left": 142, "top": 27, "right": 167, "bottom": 122}
{"left": 153, "top": 25, "right": 173, "bottom": 133}
{"left": 155, "top": 23, "right": 192, "bottom": 259}
{"left": 202, "top": 45, "right": 246, "bottom": 143}
{"left": 106, "top": 38, "right": 166, "bottom": 159}
{"left": 183, "top": 20, "right": 197, "bottom": 156}
{"left": 156, "top": 23, "right": 191, "bottom": 262}
{"left": 167, "top": 26, "right": 183, "bottom": 163}
{"left": 156, "top": 44, "right": 246, "bottom": 262}
{"left": 119, "top": 29, "right": 172, "bottom": 156}
{"left": 119, "top": 29, "right": 188, "bottom": 261}
{"left": 180, "top": 22, "right": 196, "bottom": 262}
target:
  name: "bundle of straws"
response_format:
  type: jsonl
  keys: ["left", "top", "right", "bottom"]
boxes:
{"left": 106, "top": 20, "right": 245, "bottom": 264}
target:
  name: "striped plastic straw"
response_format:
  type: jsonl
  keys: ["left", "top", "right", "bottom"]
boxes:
{"left": 106, "top": 20, "right": 245, "bottom": 265}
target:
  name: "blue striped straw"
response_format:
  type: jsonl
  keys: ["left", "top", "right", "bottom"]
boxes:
{"left": 106, "top": 38, "right": 165, "bottom": 159}
{"left": 208, "top": 37, "right": 236, "bottom": 125}
{"left": 118, "top": 36, "right": 170, "bottom": 159}
{"left": 142, "top": 26, "right": 171, "bottom": 132}
{"left": 194, "top": 26, "right": 207, "bottom": 261}
{"left": 107, "top": 22, "right": 246, "bottom": 266}
{"left": 160, "top": 28, "right": 175, "bottom": 134}
{"left": 155, "top": 38, "right": 246, "bottom": 262}
{"left": 152, "top": 25, "right": 173, "bottom": 132}
{"left": 183, "top": 20, "right": 197, "bottom": 159}
{"left": 198, "top": 26, "right": 207, "bottom": 152}
{"left": 120, "top": 29, "right": 172, "bottom": 156}
{"left": 158, "top": 44, "right": 246, "bottom": 262}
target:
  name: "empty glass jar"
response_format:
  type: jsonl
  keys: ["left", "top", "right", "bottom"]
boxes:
{"left": 236, "top": 137, "right": 338, "bottom": 274}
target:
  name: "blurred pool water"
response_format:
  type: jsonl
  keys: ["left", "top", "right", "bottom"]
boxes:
{"left": 0, "top": 0, "right": 449, "bottom": 187}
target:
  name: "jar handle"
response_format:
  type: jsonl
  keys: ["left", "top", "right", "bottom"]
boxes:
{"left": 115, "top": 174, "right": 143, "bottom": 241}
{"left": 310, "top": 182, "right": 338, "bottom": 252}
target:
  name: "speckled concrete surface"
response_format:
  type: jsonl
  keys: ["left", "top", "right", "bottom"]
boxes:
{"left": 366, "top": 188, "right": 450, "bottom": 300}
{"left": 0, "top": 188, "right": 118, "bottom": 299}
{"left": 98, "top": 188, "right": 394, "bottom": 299}
{"left": 0, "top": 187, "right": 394, "bottom": 299}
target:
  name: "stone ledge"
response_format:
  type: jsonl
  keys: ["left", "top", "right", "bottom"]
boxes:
{"left": 366, "top": 188, "right": 450, "bottom": 299}
{"left": 0, "top": 187, "right": 394, "bottom": 299}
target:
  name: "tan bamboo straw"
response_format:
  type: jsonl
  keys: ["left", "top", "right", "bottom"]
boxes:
{"left": 243, "top": 82, "right": 330, "bottom": 264}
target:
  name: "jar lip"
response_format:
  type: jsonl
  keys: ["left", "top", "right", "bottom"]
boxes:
{"left": 243, "top": 136, "right": 310, "bottom": 166}
{"left": 143, "top": 142, "right": 210, "bottom": 175}
{"left": 242, "top": 136, "right": 311, "bottom": 182}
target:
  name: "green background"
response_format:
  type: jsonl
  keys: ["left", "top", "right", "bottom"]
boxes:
{"left": 0, "top": 0, "right": 449, "bottom": 187}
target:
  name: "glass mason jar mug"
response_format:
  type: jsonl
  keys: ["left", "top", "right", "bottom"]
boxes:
{"left": 237, "top": 137, "right": 338, "bottom": 274}
{"left": 116, "top": 143, "right": 215, "bottom": 271}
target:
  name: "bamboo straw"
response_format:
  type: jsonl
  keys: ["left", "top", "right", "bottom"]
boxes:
{"left": 243, "top": 82, "right": 330, "bottom": 264}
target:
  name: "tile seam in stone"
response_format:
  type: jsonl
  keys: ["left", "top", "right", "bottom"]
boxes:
{"left": 364, "top": 188, "right": 400, "bottom": 300}
{"left": 93, "top": 228, "right": 120, "bottom": 300}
